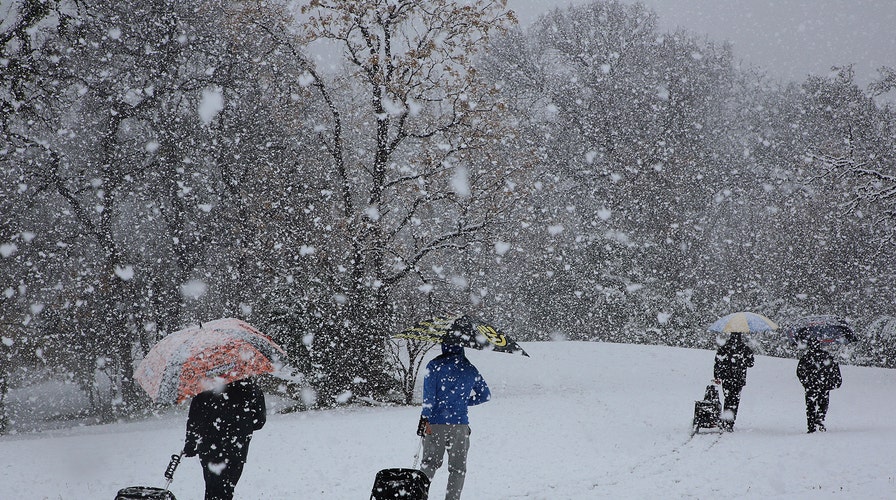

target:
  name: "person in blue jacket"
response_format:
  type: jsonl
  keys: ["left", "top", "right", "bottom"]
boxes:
{"left": 417, "top": 343, "right": 491, "bottom": 500}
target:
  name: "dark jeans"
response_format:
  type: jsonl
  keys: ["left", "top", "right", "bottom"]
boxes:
{"left": 199, "top": 438, "right": 251, "bottom": 500}
{"left": 805, "top": 389, "right": 830, "bottom": 431}
{"left": 720, "top": 383, "right": 743, "bottom": 428}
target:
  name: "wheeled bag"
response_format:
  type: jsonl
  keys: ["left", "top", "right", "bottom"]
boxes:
{"left": 371, "top": 435, "right": 430, "bottom": 499}
{"left": 115, "top": 452, "right": 181, "bottom": 499}
{"left": 691, "top": 383, "right": 722, "bottom": 435}
{"left": 370, "top": 467, "right": 430, "bottom": 499}
{"left": 114, "top": 486, "right": 176, "bottom": 499}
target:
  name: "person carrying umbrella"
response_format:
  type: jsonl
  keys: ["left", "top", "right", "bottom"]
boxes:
{"left": 713, "top": 332, "right": 755, "bottom": 431}
{"left": 134, "top": 319, "right": 284, "bottom": 499}
{"left": 797, "top": 337, "right": 842, "bottom": 433}
{"left": 416, "top": 342, "right": 491, "bottom": 500}
{"left": 707, "top": 312, "right": 776, "bottom": 432}
{"left": 183, "top": 377, "right": 266, "bottom": 500}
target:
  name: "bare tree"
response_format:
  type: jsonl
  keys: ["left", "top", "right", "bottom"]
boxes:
{"left": 476, "top": 0, "right": 738, "bottom": 342}
{"left": 804, "top": 66, "right": 896, "bottom": 247}
{"left": 245, "top": 0, "right": 520, "bottom": 404}
{"left": 1, "top": 0, "right": 316, "bottom": 418}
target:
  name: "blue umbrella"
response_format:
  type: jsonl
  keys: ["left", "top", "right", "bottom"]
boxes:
{"left": 708, "top": 312, "right": 778, "bottom": 334}
{"left": 782, "top": 315, "right": 858, "bottom": 344}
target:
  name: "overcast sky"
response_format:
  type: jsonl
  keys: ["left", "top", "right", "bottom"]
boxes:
{"left": 508, "top": 0, "right": 896, "bottom": 89}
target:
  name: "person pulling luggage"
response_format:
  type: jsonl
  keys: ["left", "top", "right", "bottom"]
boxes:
{"left": 417, "top": 343, "right": 491, "bottom": 500}
{"left": 183, "top": 377, "right": 266, "bottom": 500}
{"left": 713, "top": 332, "right": 754, "bottom": 431}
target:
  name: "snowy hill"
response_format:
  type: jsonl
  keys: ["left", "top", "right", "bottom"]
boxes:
{"left": 1, "top": 341, "right": 894, "bottom": 499}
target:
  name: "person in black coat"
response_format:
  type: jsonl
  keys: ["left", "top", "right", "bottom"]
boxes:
{"left": 713, "top": 332, "right": 755, "bottom": 431}
{"left": 184, "top": 378, "right": 266, "bottom": 500}
{"left": 797, "top": 338, "right": 842, "bottom": 433}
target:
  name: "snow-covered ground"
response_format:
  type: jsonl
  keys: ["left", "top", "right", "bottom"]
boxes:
{"left": 1, "top": 341, "right": 894, "bottom": 499}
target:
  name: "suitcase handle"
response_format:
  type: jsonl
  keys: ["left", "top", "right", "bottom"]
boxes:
{"left": 412, "top": 436, "right": 424, "bottom": 469}
{"left": 163, "top": 452, "right": 182, "bottom": 490}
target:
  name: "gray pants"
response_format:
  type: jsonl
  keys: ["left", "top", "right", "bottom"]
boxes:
{"left": 421, "top": 424, "right": 471, "bottom": 500}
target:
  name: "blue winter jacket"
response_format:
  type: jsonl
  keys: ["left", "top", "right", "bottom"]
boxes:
{"left": 421, "top": 345, "right": 491, "bottom": 425}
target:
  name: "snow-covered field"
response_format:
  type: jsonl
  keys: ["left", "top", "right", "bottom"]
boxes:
{"left": 2, "top": 341, "right": 894, "bottom": 499}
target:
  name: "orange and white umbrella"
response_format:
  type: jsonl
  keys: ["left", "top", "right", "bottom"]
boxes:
{"left": 134, "top": 318, "right": 286, "bottom": 405}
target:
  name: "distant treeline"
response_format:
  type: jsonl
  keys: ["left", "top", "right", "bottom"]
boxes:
{"left": 1, "top": 0, "right": 894, "bottom": 427}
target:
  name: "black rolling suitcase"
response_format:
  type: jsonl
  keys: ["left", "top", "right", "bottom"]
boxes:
{"left": 370, "top": 468, "right": 430, "bottom": 499}
{"left": 114, "top": 486, "right": 176, "bottom": 499}
{"left": 115, "top": 453, "right": 181, "bottom": 499}
{"left": 370, "top": 437, "right": 430, "bottom": 500}
{"left": 690, "top": 382, "right": 722, "bottom": 436}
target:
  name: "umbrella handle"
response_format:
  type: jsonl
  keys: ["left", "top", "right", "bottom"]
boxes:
{"left": 163, "top": 452, "right": 183, "bottom": 490}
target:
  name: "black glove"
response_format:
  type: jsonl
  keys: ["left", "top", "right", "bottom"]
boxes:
{"left": 416, "top": 417, "right": 429, "bottom": 437}
{"left": 182, "top": 442, "right": 197, "bottom": 458}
